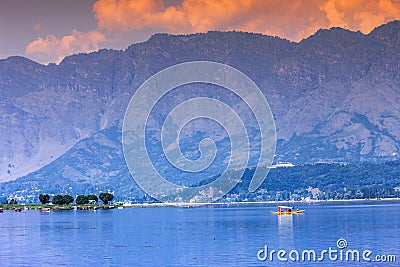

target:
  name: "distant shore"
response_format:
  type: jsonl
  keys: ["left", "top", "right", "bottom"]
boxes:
{"left": 124, "top": 198, "right": 400, "bottom": 208}
{"left": 1, "top": 198, "right": 399, "bottom": 211}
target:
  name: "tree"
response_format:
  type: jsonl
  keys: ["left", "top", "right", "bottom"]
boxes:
{"left": 9, "top": 199, "right": 17, "bottom": 205}
{"left": 99, "top": 192, "right": 114, "bottom": 205}
{"left": 39, "top": 194, "right": 50, "bottom": 205}
{"left": 63, "top": 195, "right": 74, "bottom": 205}
{"left": 76, "top": 195, "right": 89, "bottom": 205}
{"left": 87, "top": 194, "right": 98, "bottom": 203}
{"left": 52, "top": 194, "right": 65, "bottom": 205}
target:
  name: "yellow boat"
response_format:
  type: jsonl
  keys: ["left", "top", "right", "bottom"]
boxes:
{"left": 272, "top": 205, "right": 305, "bottom": 215}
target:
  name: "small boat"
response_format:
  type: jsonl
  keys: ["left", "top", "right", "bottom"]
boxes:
{"left": 0, "top": 208, "right": 3, "bottom": 213}
{"left": 39, "top": 207, "right": 51, "bottom": 213}
{"left": 272, "top": 205, "right": 305, "bottom": 215}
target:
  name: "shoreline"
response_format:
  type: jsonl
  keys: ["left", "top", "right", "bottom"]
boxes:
{"left": 126, "top": 198, "right": 400, "bottom": 208}
{"left": 1, "top": 198, "right": 400, "bottom": 211}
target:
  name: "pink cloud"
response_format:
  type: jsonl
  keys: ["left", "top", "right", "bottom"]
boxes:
{"left": 26, "top": 29, "right": 106, "bottom": 64}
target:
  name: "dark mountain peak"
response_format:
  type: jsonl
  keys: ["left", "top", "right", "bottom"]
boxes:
{"left": 134, "top": 30, "right": 292, "bottom": 49}
{"left": 0, "top": 55, "right": 44, "bottom": 69}
{"left": 369, "top": 20, "right": 400, "bottom": 44}
{"left": 0, "top": 56, "right": 48, "bottom": 100}
{"left": 148, "top": 32, "right": 172, "bottom": 40}
{"left": 317, "top": 26, "right": 360, "bottom": 35}
{"left": 59, "top": 49, "right": 122, "bottom": 66}
{"left": 128, "top": 32, "right": 178, "bottom": 49}
{"left": 126, "top": 30, "right": 295, "bottom": 71}
{"left": 302, "top": 27, "right": 365, "bottom": 48}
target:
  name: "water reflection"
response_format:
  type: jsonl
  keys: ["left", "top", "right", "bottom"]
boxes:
{"left": 277, "top": 214, "right": 294, "bottom": 246}
{"left": 278, "top": 214, "right": 293, "bottom": 231}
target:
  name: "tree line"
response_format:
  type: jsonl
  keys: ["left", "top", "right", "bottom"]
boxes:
{"left": 223, "top": 161, "right": 400, "bottom": 202}
{"left": 1, "top": 199, "right": 18, "bottom": 205}
{"left": 38, "top": 192, "right": 114, "bottom": 205}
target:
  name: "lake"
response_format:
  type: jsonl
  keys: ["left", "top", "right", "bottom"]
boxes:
{"left": 0, "top": 202, "right": 399, "bottom": 266}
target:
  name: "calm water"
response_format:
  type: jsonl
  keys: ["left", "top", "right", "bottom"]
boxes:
{"left": 0, "top": 203, "right": 399, "bottom": 266}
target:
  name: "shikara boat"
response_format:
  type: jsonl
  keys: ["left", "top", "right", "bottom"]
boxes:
{"left": 39, "top": 207, "right": 51, "bottom": 213}
{"left": 272, "top": 205, "right": 305, "bottom": 215}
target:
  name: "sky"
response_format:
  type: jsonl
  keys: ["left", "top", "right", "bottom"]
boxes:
{"left": 1, "top": 0, "right": 400, "bottom": 65}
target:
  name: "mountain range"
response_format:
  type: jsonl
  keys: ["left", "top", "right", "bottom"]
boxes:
{"left": 1, "top": 21, "right": 400, "bottom": 200}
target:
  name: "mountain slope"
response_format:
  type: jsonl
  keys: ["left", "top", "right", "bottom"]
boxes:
{"left": 0, "top": 21, "right": 400, "bottom": 185}
{"left": 0, "top": 127, "right": 145, "bottom": 202}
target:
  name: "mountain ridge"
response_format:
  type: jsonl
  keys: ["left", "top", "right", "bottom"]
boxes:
{"left": 1, "top": 21, "right": 400, "bottom": 188}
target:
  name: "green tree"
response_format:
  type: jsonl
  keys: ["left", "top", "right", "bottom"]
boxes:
{"left": 87, "top": 194, "right": 98, "bottom": 203}
{"left": 39, "top": 194, "right": 50, "bottom": 205}
{"left": 63, "top": 195, "right": 74, "bottom": 205}
{"left": 9, "top": 199, "right": 17, "bottom": 205}
{"left": 76, "top": 195, "right": 89, "bottom": 205}
{"left": 99, "top": 192, "right": 114, "bottom": 205}
{"left": 52, "top": 194, "right": 65, "bottom": 205}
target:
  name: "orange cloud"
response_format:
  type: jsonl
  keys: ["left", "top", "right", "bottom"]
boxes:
{"left": 26, "top": 30, "right": 106, "bottom": 64}
{"left": 93, "top": 0, "right": 190, "bottom": 32}
{"left": 321, "top": 0, "right": 400, "bottom": 33}
{"left": 93, "top": 0, "right": 400, "bottom": 41}
{"left": 93, "top": 0, "right": 326, "bottom": 41}
{"left": 24, "top": 0, "right": 400, "bottom": 64}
